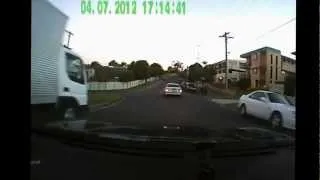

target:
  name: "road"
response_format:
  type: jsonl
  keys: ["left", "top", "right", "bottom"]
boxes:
{"left": 90, "top": 77, "right": 282, "bottom": 131}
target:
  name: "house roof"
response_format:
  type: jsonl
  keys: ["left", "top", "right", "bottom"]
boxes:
{"left": 281, "top": 55, "right": 296, "bottom": 63}
{"left": 240, "top": 46, "right": 281, "bottom": 58}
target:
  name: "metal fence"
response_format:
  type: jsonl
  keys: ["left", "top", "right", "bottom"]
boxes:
{"left": 88, "top": 77, "right": 158, "bottom": 91}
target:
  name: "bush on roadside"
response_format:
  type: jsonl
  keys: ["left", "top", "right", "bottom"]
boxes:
{"left": 237, "top": 78, "right": 251, "bottom": 91}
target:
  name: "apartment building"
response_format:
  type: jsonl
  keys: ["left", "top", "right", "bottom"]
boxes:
{"left": 240, "top": 47, "right": 285, "bottom": 89}
{"left": 212, "top": 59, "right": 248, "bottom": 83}
{"left": 281, "top": 55, "right": 296, "bottom": 74}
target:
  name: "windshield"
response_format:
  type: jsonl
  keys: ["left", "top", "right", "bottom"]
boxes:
{"left": 167, "top": 84, "right": 180, "bottom": 88}
{"left": 32, "top": 0, "right": 296, "bottom": 178}
{"left": 267, "top": 93, "right": 289, "bottom": 105}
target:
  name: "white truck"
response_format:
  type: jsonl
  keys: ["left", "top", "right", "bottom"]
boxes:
{"left": 31, "top": 0, "right": 88, "bottom": 125}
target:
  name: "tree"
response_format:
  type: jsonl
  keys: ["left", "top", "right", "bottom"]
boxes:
{"left": 90, "top": 61, "right": 109, "bottom": 82}
{"left": 127, "top": 61, "right": 135, "bottom": 71}
{"left": 202, "top": 61, "right": 208, "bottom": 66}
{"left": 237, "top": 78, "right": 251, "bottom": 91}
{"left": 172, "top": 61, "right": 183, "bottom": 72}
{"left": 188, "top": 63, "right": 203, "bottom": 81}
{"left": 120, "top": 62, "right": 127, "bottom": 67}
{"left": 167, "top": 66, "right": 176, "bottom": 73}
{"left": 149, "top": 63, "right": 164, "bottom": 77}
{"left": 119, "top": 70, "right": 135, "bottom": 82}
{"left": 132, "top": 60, "right": 149, "bottom": 80}
{"left": 203, "top": 64, "right": 215, "bottom": 82}
{"left": 108, "top": 60, "right": 120, "bottom": 67}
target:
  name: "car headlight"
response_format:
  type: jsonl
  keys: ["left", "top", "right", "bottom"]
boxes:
{"left": 165, "top": 89, "right": 169, "bottom": 92}
{"left": 178, "top": 89, "right": 182, "bottom": 92}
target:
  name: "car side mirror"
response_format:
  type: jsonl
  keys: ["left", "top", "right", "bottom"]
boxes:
{"left": 259, "top": 97, "right": 267, "bottom": 103}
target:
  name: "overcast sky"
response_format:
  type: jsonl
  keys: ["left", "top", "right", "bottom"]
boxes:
{"left": 48, "top": 0, "right": 296, "bottom": 69}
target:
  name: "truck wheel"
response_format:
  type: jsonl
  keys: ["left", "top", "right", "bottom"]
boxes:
{"left": 64, "top": 107, "right": 76, "bottom": 121}
{"left": 58, "top": 103, "right": 78, "bottom": 121}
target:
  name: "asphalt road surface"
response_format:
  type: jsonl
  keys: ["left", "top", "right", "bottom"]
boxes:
{"left": 90, "top": 77, "right": 277, "bottom": 131}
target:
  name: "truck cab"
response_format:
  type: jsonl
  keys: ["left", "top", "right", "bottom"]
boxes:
{"left": 56, "top": 47, "right": 88, "bottom": 121}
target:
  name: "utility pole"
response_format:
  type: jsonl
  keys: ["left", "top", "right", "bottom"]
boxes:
{"left": 219, "top": 32, "right": 233, "bottom": 89}
{"left": 65, "top": 30, "right": 74, "bottom": 48}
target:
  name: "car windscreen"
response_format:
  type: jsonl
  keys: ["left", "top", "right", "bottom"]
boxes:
{"left": 267, "top": 93, "right": 288, "bottom": 105}
{"left": 167, "top": 84, "right": 180, "bottom": 88}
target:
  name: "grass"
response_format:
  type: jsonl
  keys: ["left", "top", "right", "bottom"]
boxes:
{"left": 88, "top": 80, "right": 157, "bottom": 106}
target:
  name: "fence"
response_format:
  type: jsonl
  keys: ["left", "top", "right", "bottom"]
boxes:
{"left": 88, "top": 77, "right": 158, "bottom": 91}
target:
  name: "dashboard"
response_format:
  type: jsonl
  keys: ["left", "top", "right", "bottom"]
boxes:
{"left": 31, "top": 133, "right": 295, "bottom": 180}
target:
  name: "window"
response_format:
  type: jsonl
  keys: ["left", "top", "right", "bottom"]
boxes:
{"left": 270, "top": 80, "right": 272, "bottom": 83}
{"left": 249, "top": 91, "right": 266, "bottom": 101}
{"left": 270, "top": 66, "right": 273, "bottom": 79}
{"left": 270, "top": 54, "right": 273, "bottom": 64}
{"left": 267, "top": 93, "right": 287, "bottom": 104}
{"left": 252, "top": 54, "right": 257, "bottom": 60}
{"left": 66, "top": 53, "right": 85, "bottom": 84}
{"left": 167, "top": 84, "right": 180, "bottom": 88}
{"left": 222, "top": 69, "right": 226, "bottom": 73}
{"left": 275, "top": 56, "right": 278, "bottom": 80}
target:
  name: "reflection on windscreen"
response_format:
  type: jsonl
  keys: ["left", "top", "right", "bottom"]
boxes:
{"left": 267, "top": 93, "right": 288, "bottom": 105}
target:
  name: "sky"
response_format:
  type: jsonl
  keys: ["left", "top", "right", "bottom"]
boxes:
{"left": 48, "top": 0, "right": 296, "bottom": 69}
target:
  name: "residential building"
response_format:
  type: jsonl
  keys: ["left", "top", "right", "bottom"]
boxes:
{"left": 212, "top": 59, "right": 248, "bottom": 84}
{"left": 281, "top": 55, "right": 296, "bottom": 74}
{"left": 240, "top": 47, "right": 285, "bottom": 89}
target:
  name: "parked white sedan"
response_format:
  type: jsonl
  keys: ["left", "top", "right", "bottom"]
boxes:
{"left": 162, "top": 83, "right": 182, "bottom": 96}
{"left": 238, "top": 90, "right": 295, "bottom": 130}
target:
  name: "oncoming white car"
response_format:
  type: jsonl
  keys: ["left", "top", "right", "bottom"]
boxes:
{"left": 238, "top": 90, "right": 295, "bottom": 130}
{"left": 163, "top": 83, "right": 182, "bottom": 96}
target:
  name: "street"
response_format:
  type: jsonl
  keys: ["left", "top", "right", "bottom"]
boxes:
{"left": 89, "top": 77, "right": 286, "bottom": 132}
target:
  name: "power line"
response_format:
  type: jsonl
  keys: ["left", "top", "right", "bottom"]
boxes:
{"left": 256, "top": 17, "right": 296, "bottom": 39}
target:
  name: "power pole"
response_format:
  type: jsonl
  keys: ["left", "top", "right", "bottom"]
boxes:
{"left": 219, "top": 32, "right": 233, "bottom": 89}
{"left": 65, "top": 30, "right": 74, "bottom": 48}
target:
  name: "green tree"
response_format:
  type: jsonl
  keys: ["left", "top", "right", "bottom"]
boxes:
{"left": 203, "top": 64, "right": 215, "bottom": 82}
{"left": 172, "top": 61, "right": 183, "bottom": 72}
{"left": 108, "top": 60, "right": 120, "bottom": 67}
{"left": 90, "top": 61, "right": 109, "bottom": 81}
{"left": 119, "top": 70, "right": 135, "bottom": 82}
{"left": 120, "top": 62, "right": 127, "bottom": 67}
{"left": 132, "top": 60, "right": 149, "bottom": 80}
{"left": 237, "top": 78, "right": 251, "bottom": 91}
{"left": 149, "top": 63, "right": 164, "bottom": 77}
{"left": 127, "top": 61, "right": 135, "bottom": 71}
{"left": 188, "top": 63, "right": 203, "bottom": 81}
{"left": 167, "top": 66, "right": 176, "bottom": 73}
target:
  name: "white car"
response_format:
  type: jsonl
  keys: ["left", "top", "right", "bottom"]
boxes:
{"left": 163, "top": 83, "right": 182, "bottom": 96}
{"left": 238, "top": 90, "right": 295, "bottom": 130}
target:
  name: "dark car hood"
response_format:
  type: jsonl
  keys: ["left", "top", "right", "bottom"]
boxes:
{"left": 37, "top": 120, "right": 294, "bottom": 145}
{"left": 32, "top": 120, "right": 295, "bottom": 157}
